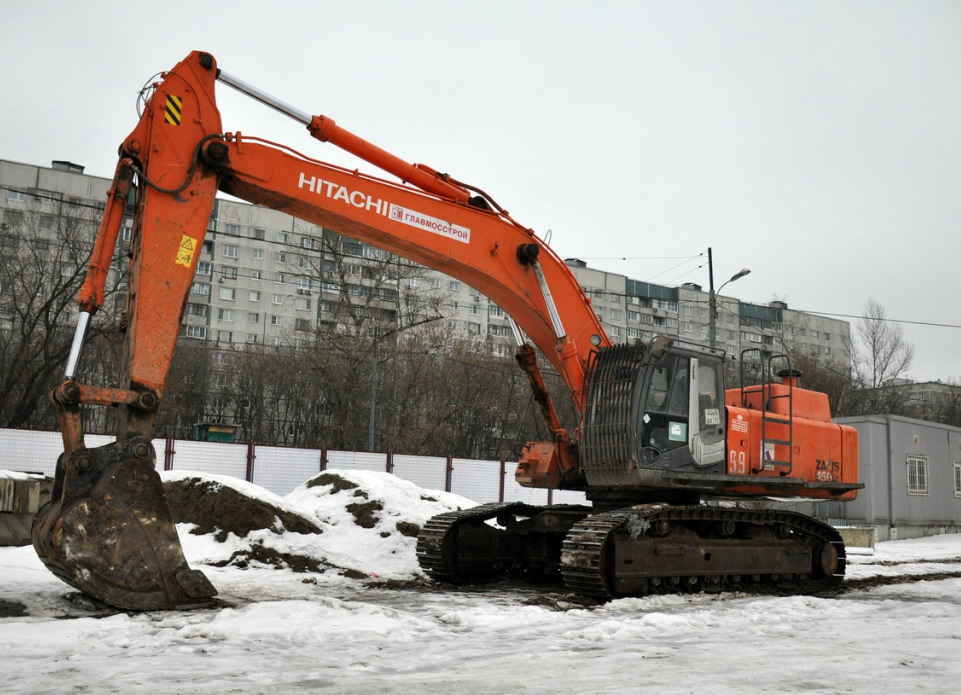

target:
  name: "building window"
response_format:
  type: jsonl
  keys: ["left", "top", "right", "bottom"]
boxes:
{"left": 489, "top": 305, "right": 505, "bottom": 318}
{"left": 272, "top": 294, "right": 285, "bottom": 305}
{"left": 191, "top": 282, "right": 211, "bottom": 296}
{"left": 301, "top": 236, "right": 316, "bottom": 249}
{"left": 449, "top": 281, "right": 460, "bottom": 291}
{"left": 184, "top": 325, "right": 207, "bottom": 340}
{"left": 296, "top": 297, "right": 311, "bottom": 311}
{"left": 449, "top": 301, "right": 458, "bottom": 311}
{"left": 252, "top": 249, "right": 264, "bottom": 260}
{"left": 223, "top": 245, "right": 239, "bottom": 258}
{"left": 219, "top": 287, "right": 236, "bottom": 301}
{"left": 223, "top": 223, "right": 240, "bottom": 236}
{"left": 186, "top": 303, "right": 208, "bottom": 317}
{"left": 217, "top": 330, "right": 232, "bottom": 343}
{"left": 249, "top": 290, "right": 261, "bottom": 302}
{"left": 295, "top": 318, "right": 311, "bottom": 331}
{"left": 248, "top": 312, "right": 260, "bottom": 324}
{"left": 218, "top": 308, "right": 234, "bottom": 322}
{"left": 273, "top": 272, "right": 284, "bottom": 283}
{"left": 221, "top": 266, "right": 238, "bottom": 280}
{"left": 408, "top": 277, "right": 421, "bottom": 288}
{"left": 253, "top": 228, "right": 266, "bottom": 240}
{"left": 954, "top": 462, "right": 961, "bottom": 498}
{"left": 277, "top": 232, "right": 288, "bottom": 243}
{"left": 251, "top": 270, "right": 262, "bottom": 280}
{"left": 271, "top": 315, "right": 282, "bottom": 327}
{"left": 196, "top": 261, "right": 212, "bottom": 276}
{"left": 906, "top": 455, "right": 929, "bottom": 495}
{"left": 5, "top": 189, "right": 25, "bottom": 202}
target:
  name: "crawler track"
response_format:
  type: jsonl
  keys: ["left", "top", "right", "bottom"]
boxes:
{"left": 418, "top": 503, "right": 847, "bottom": 599}
{"left": 416, "top": 503, "right": 590, "bottom": 583}
{"left": 561, "top": 506, "right": 846, "bottom": 598}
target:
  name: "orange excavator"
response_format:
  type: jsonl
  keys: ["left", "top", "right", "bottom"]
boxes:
{"left": 33, "top": 51, "right": 861, "bottom": 610}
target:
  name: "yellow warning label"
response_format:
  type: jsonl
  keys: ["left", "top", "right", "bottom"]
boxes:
{"left": 175, "top": 235, "right": 197, "bottom": 267}
{"left": 164, "top": 95, "right": 183, "bottom": 125}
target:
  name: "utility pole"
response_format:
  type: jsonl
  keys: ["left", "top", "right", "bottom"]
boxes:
{"left": 367, "top": 339, "right": 378, "bottom": 451}
{"left": 708, "top": 247, "right": 751, "bottom": 349}
{"left": 708, "top": 248, "right": 716, "bottom": 349}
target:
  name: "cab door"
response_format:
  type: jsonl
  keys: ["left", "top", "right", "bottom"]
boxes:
{"left": 689, "top": 356, "right": 726, "bottom": 467}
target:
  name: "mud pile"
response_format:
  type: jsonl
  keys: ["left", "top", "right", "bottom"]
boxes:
{"left": 162, "top": 469, "right": 473, "bottom": 580}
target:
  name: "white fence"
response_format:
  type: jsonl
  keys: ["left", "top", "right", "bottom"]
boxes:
{"left": 0, "top": 428, "right": 587, "bottom": 505}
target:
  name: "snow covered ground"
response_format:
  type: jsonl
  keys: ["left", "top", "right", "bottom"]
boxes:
{"left": 2, "top": 470, "right": 961, "bottom": 694}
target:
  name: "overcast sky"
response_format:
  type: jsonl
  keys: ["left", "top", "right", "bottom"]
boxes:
{"left": 4, "top": 1, "right": 959, "bottom": 381}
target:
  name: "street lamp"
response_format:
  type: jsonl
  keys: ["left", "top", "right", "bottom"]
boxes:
{"left": 707, "top": 247, "right": 751, "bottom": 349}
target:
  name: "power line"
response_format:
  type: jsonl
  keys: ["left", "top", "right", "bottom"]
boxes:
{"left": 797, "top": 310, "right": 961, "bottom": 330}
{"left": 573, "top": 255, "right": 700, "bottom": 261}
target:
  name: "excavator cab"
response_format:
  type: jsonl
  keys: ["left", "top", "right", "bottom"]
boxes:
{"left": 638, "top": 347, "right": 726, "bottom": 465}
{"left": 579, "top": 336, "right": 728, "bottom": 488}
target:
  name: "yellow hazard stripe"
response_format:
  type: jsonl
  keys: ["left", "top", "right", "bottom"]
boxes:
{"left": 164, "top": 95, "right": 183, "bottom": 125}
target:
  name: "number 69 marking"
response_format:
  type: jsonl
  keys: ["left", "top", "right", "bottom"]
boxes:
{"left": 728, "top": 450, "right": 747, "bottom": 475}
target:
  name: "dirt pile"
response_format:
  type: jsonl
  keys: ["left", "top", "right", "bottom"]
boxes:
{"left": 161, "top": 469, "right": 474, "bottom": 580}
{"left": 164, "top": 474, "right": 343, "bottom": 574}
{"left": 165, "top": 477, "right": 323, "bottom": 541}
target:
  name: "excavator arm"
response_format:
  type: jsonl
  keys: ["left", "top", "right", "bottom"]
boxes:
{"left": 34, "top": 51, "right": 610, "bottom": 610}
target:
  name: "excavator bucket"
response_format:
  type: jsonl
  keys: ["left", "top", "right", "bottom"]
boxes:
{"left": 32, "top": 438, "right": 217, "bottom": 611}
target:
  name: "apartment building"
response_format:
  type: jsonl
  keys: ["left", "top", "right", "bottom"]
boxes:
{"left": 1, "top": 158, "right": 851, "bottom": 373}
{"left": 564, "top": 259, "right": 851, "bottom": 372}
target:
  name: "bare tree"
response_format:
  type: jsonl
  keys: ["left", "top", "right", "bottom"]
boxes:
{"left": 854, "top": 298, "right": 914, "bottom": 388}
{"left": 0, "top": 198, "right": 121, "bottom": 429}
{"left": 847, "top": 298, "right": 915, "bottom": 415}
{"left": 154, "top": 340, "right": 216, "bottom": 438}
